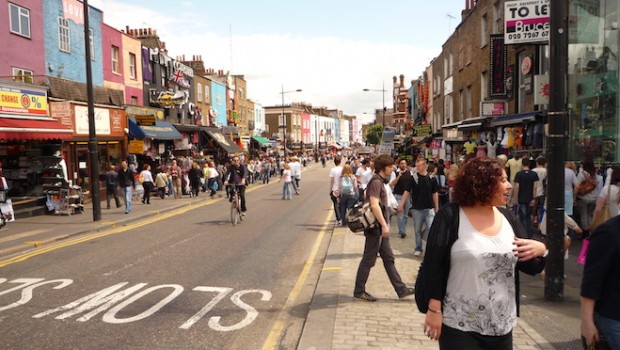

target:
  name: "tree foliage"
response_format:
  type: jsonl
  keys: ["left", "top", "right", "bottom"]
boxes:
{"left": 365, "top": 124, "right": 384, "bottom": 145}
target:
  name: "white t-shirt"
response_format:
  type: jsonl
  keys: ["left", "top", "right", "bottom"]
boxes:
{"left": 330, "top": 166, "right": 343, "bottom": 192}
{"left": 533, "top": 167, "right": 547, "bottom": 197}
{"left": 208, "top": 167, "right": 219, "bottom": 179}
{"left": 599, "top": 184, "right": 620, "bottom": 217}
{"left": 290, "top": 161, "right": 302, "bottom": 178}
{"left": 443, "top": 208, "right": 518, "bottom": 336}
{"left": 282, "top": 169, "right": 292, "bottom": 183}
{"left": 356, "top": 166, "right": 373, "bottom": 189}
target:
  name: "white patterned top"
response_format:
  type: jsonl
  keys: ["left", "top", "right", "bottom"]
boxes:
{"left": 442, "top": 207, "right": 518, "bottom": 336}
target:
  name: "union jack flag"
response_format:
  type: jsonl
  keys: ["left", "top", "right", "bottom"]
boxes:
{"left": 171, "top": 70, "right": 183, "bottom": 83}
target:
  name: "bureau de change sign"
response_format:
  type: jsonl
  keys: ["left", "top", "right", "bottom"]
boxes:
{"left": 505, "top": 0, "right": 550, "bottom": 45}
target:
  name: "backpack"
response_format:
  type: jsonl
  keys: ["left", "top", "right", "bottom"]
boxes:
{"left": 340, "top": 176, "right": 355, "bottom": 196}
{"left": 577, "top": 172, "right": 597, "bottom": 196}
{"left": 346, "top": 201, "right": 378, "bottom": 233}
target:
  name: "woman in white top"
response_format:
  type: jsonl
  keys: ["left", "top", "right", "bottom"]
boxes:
{"left": 576, "top": 160, "right": 604, "bottom": 233}
{"left": 593, "top": 166, "right": 620, "bottom": 220}
{"left": 419, "top": 157, "right": 546, "bottom": 349}
{"left": 279, "top": 163, "right": 293, "bottom": 200}
{"left": 206, "top": 161, "right": 219, "bottom": 197}
{"left": 140, "top": 164, "right": 154, "bottom": 204}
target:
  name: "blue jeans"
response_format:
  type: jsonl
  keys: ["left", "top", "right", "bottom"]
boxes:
{"left": 121, "top": 186, "right": 133, "bottom": 213}
{"left": 596, "top": 313, "right": 620, "bottom": 349}
{"left": 283, "top": 182, "right": 292, "bottom": 199}
{"left": 394, "top": 194, "right": 410, "bottom": 235}
{"left": 412, "top": 208, "right": 435, "bottom": 252}
{"left": 518, "top": 204, "right": 533, "bottom": 238}
{"left": 340, "top": 194, "right": 358, "bottom": 226}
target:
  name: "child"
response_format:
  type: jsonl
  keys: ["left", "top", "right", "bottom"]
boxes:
{"left": 279, "top": 163, "right": 292, "bottom": 200}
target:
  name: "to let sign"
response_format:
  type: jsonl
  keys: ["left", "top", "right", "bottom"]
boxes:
{"left": 505, "top": 0, "right": 550, "bottom": 45}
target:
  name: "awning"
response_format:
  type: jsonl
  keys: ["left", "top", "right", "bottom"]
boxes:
{"left": 328, "top": 143, "right": 342, "bottom": 149}
{"left": 129, "top": 118, "right": 182, "bottom": 140}
{"left": 252, "top": 135, "right": 271, "bottom": 147}
{"left": 173, "top": 123, "right": 201, "bottom": 133}
{"left": 441, "top": 121, "right": 462, "bottom": 129}
{"left": 490, "top": 111, "right": 541, "bottom": 127}
{"left": 0, "top": 115, "right": 73, "bottom": 140}
{"left": 202, "top": 127, "right": 244, "bottom": 155}
{"left": 457, "top": 116, "right": 490, "bottom": 131}
{"left": 457, "top": 122, "right": 483, "bottom": 131}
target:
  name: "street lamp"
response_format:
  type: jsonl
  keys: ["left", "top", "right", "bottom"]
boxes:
{"left": 363, "top": 81, "right": 387, "bottom": 126}
{"left": 280, "top": 85, "right": 302, "bottom": 155}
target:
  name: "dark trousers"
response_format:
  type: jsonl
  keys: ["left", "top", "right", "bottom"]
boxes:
{"left": 106, "top": 186, "right": 120, "bottom": 208}
{"left": 339, "top": 194, "right": 357, "bottom": 226}
{"left": 142, "top": 181, "right": 153, "bottom": 204}
{"left": 207, "top": 178, "right": 217, "bottom": 196}
{"left": 330, "top": 191, "right": 341, "bottom": 221}
{"left": 353, "top": 229, "right": 407, "bottom": 296}
{"left": 157, "top": 187, "right": 166, "bottom": 199}
{"left": 518, "top": 204, "right": 533, "bottom": 238}
{"left": 439, "top": 324, "right": 513, "bottom": 350}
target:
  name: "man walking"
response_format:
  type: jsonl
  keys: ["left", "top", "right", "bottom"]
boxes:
{"left": 410, "top": 157, "right": 439, "bottom": 256}
{"left": 353, "top": 154, "right": 414, "bottom": 302}
{"left": 329, "top": 156, "right": 344, "bottom": 224}
{"left": 512, "top": 157, "right": 539, "bottom": 238}
{"left": 290, "top": 156, "right": 302, "bottom": 194}
{"left": 390, "top": 159, "right": 413, "bottom": 238}
{"left": 117, "top": 160, "right": 136, "bottom": 214}
{"left": 355, "top": 158, "right": 373, "bottom": 202}
{"left": 105, "top": 164, "right": 121, "bottom": 209}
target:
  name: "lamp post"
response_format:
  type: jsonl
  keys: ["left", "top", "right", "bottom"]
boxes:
{"left": 363, "top": 81, "right": 387, "bottom": 126}
{"left": 280, "top": 85, "right": 302, "bottom": 156}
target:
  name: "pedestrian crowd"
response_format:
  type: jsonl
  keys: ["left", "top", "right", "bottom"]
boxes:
{"left": 326, "top": 150, "right": 620, "bottom": 350}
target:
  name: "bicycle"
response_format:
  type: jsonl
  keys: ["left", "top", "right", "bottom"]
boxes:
{"left": 228, "top": 184, "right": 243, "bottom": 226}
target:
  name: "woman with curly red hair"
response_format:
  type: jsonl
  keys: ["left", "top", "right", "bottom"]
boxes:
{"left": 415, "top": 157, "right": 547, "bottom": 349}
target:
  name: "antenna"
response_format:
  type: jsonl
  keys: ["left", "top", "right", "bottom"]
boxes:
{"left": 446, "top": 13, "right": 456, "bottom": 33}
{"left": 229, "top": 24, "right": 233, "bottom": 74}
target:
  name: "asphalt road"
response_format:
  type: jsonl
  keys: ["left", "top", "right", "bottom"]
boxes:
{"left": 0, "top": 165, "right": 334, "bottom": 349}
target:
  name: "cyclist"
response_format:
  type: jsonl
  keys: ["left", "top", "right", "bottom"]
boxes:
{"left": 224, "top": 156, "right": 248, "bottom": 214}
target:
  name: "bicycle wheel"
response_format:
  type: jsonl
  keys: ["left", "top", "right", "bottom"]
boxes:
{"left": 231, "top": 194, "right": 240, "bottom": 226}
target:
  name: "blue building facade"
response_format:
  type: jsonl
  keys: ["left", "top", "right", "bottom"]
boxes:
{"left": 42, "top": 0, "right": 103, "bottom": 85}
{"left": 211, "top": 81, "right": 227, "bottom": 127}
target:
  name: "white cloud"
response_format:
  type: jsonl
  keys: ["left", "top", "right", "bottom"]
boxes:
{"left": 92, "top": 0, "right": 437, "bottom": 123}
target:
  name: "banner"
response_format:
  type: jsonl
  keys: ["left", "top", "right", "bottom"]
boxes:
{"left": 0, "top": 88, "right": 48, "bottom": 116}
{"left": 489, "top": 35, "right": 507, "bottom": 97}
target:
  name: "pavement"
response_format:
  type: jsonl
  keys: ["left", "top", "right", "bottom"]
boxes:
{"left": 0, "top": 177, "right": 584, "bottom": 349}
{"left": 298, "top": 218, "right": 585, "bottom": 350}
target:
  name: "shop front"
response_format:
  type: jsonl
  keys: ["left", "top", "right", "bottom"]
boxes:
{"left": 441, "top": 121, "right": 464, "bottom": 164}
{"left": 128, "top": 117, "right": 182, "bottom": 168}
{"left": 0, "top": 82, "right": 73, "bottom": 208}
{"left": 49, "top": 101, "right": 127, "bottom": 194}
{"left": 489, "top": 111, "right": 544, "bottom": 159}
{"left": 172, "top": 123, "right": 201, "bottom": 158}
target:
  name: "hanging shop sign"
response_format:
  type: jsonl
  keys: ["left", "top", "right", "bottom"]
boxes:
{"left": 129, "top": 140, "right": 144, "bottom": 154}
{"left": 480, "top": 101, "right": 508, "bottom": 116}
{"left": 412, "top": 124, "right": 432, "bottom": 138}
{"left": 534, "top": 75, "right": 550, "bottom": 105}
{"left": 135, "top": 114, "right": 156, "bottom": 126}
{"left": 504, "top": 0, "right": 550, "bottom": 45}
{"left": 489, "top": 34, "right": 508, "bottom": 97}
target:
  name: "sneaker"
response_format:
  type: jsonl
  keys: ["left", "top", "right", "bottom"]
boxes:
{"left": 414, "top": 251, "right": 422, "bottom": 257}
{"left": 353, "top": 292, "right": 377, "bottom": 302}
{"left": 398, "top": 287, "right": 414, "bottom": 299}
{"left": 336, "top": 220, "right": 342, "bottom": 226}
{"left": 399, "top": 232, "right": 406, "bottom": 238}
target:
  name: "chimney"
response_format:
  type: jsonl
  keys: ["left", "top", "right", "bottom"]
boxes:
{"left": 125, "top": 26, "right": 129, "bottom": 34}
{"left": 393, "top": 76, "right": 397, "bottom": 85}
{"left": 400, "top": 74, "right": 405, "bottom": 87}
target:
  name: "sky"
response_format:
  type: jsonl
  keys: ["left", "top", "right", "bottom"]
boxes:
{"left": 90, "top": 0, "right": 466, "bottom": 124}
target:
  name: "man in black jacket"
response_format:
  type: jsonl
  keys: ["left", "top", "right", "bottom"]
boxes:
{"left": 105, "top": 164, "right": 121, "bottom": 209}
{"left": 224, "top": 156, "right": 248, "bottom": 213}
{"left": 117, "top": 160, "right": 136, "bottom": 214}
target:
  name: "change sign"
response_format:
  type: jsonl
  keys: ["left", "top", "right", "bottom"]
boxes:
{"left": 505, "top": 0, "right": 550, "bottom": 45}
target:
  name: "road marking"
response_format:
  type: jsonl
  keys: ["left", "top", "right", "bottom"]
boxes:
{"left": 321, "top": 267, "right": 342, "bottom": 271}
{"left": 261, "top": 210, "right": 334, "bottom": 350}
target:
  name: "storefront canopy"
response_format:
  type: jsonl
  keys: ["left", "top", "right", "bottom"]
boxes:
{"left": 203, "top": 127, "right": 244, "bottom": 155}
{"left": 251, "top": 135, "right": 271, "bottom": 147}
{"left": 129, "top": 118, "right": 182, "bottom": 140}
{"left": 490, "top": 112, "right": 541, "bottom": 127}
{"left": 0, "top": 115, "right": 73, "bottom": 140}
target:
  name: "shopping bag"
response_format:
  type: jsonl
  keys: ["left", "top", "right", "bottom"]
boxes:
{"left": 576, "top": 238, "right": 590, "bottom": 265}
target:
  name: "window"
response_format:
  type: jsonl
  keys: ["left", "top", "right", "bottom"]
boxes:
{"left": 205, "top": 86, "right": 210, "bottom": 101}
{"left": 58, "top": 17, "right": 70, "bottom": 52}
{"left": 466, "top": 45, "right": 472, "bottom": 65}
{"left": 130, "top": 96, "right": 138, "bottom": 105}
{"left": 459, "top": 88, "right": 464, "bottom": 118}
{"left": 129, "top": 53, "right": 136, "bottom": 78}
{"left": 493, "top": 1, "right": 502, "bottom": 33}
{"left": 89, "top": 29, "right": 95, "bottom": 60}
{"left": 449, "top": 53, "right": 454, "bottom": 76}
{"left": 9, "top": 3, "right": 30, "bottom": 38}
{"left": 12, "top": 67, "right": 33, "bottom": 84}
{"left": 197, "top": 83, "right": 203, "bottom": 102}
{"left": 481, "top": 14, "right": 488, "bottom": 47}
{"left": 481, "top": 71, "right": 488, "bottom": 100}
{"left": 111, "top": 46, "right": 120, "bottom": 74}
